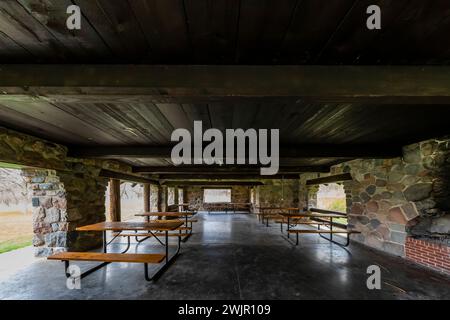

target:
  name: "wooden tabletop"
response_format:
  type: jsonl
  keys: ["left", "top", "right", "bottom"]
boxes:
{"left": 136, "top": 212, "right": 193, "bottom": 217}
{"left": 76, "top": 221, "right": 184, "bottom": 232}
{"left": 278, "top": 213, "right": 345, "bottom": 219}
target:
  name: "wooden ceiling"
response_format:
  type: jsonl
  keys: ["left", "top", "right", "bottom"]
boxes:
{"left": 0, "top": 0, "right": 450, "bottom": 64}
{"left": 1, "top": 1, "right": 450, "bottom": 179}
{"left": 0, "top": 100, "right": 449, "bottom": 169}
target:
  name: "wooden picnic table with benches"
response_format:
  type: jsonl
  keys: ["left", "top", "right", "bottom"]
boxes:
{"left": 48, "top": 220, "right": 183, "bottom": 282}
{"left": 206, "top": 202, "right": 252, "bottom": 214}
{"left": 135, "top": 211, "right": 197, "bottom": 241}
{"left": 278, "top": 212, "right": 360, "bottom": 246}
{"left": 256, "top": 207, "right": 300, "bottom": 225}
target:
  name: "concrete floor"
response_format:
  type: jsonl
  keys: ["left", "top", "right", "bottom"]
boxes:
{"left": 0, "top": 212, "right": 449, "bottom": 300}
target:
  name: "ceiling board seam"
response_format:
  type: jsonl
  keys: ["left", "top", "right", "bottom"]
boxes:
{"left": 313, "top": 0, "right": 361, "bottom": 63}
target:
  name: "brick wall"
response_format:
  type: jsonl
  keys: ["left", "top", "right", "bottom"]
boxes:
{"left": 405, "top": 237, "right": 450, "bottom": 274}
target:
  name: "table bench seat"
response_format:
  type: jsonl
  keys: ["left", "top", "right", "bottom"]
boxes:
{"left": 288, "top": 229, "right": 361, "bottom": 246}
{"left": 288, "top": 229, "right": 354, "bottom": 234}
{"left": 48, "top": 252, "right": 168, "bottom": 282}
{"left": 119, "top": 232, "right": 190, "bottom": 238}
{"left": 48, "top": 252, "right": 166, "bottom": 264}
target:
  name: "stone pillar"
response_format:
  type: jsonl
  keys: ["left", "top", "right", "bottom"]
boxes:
{"left": 143, "top": 183, "right": 151, "bottom": 212}
{"left": 109, "top": 179, "right": 121, "bottom": 222}
{"left": 150, "top": 184, "right": 159, "bottom": 212}
{"left": 159, "top": 185, "right": 168, "bottom": 212}
{"left": 24, "top": 163, "right": 108, "bottom": 257}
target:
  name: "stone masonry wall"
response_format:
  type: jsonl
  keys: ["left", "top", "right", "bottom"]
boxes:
{"left": 299, "top": 137, "right": 450, "bottom": 274}
{"left": 150, "top": 184, "right": 159, "bottom": 212}
{"left": 0, "top": 127, "right": 136, "bottom": 257}
{"left": 258, "top": 179, "right": 300, "bottom": 208}
{"left": 24, "top": 164, "right": 108, "bottom": 257}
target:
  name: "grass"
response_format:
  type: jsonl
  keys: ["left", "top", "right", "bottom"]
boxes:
{"left": 0, "top": 236, "right": 32, "bottom": 254}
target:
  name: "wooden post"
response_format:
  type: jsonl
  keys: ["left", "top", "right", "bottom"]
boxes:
{"left": 143, "top": 183, "right": 150, "bottom": 213}
{"left": 174, "top": 186, "right": 179, "bottom": 205}
{"left": 109, "top": 179, "right": 121, "bottom": 222}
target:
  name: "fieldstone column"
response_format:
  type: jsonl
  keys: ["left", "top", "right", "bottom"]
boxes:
{"left": 24, "top": 163, "right": 108, "bottom": 257}
{"left": 159, "top": 185, "right": 168, "bottom": 212}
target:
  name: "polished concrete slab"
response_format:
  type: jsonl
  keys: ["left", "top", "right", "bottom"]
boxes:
{"left": 0, "top": 212, "right": 449, "bottom": 300}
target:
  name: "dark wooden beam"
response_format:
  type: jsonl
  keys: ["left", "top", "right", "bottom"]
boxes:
{"left": 1, "top": 65, "right": 450, "bottom": 104}
{"left": 143, "top": 183, "right": 150, "bottom": 213}
{"left": 109, "top": 179, "right": 121, "bottom": 222}
{"left": 99, "top": 169, "right": 158, "bottom": 185}
{"left": 162, "top": 181, "right": 264, "bottom": 187}
{"left": 70, "top": 144, "right": 401, "bottom": 159}
{"left": 159, "top": 174, "right": 299, "bottom": 180}
{"left": 306, "top": 173, "right": 353, "bottom": 186}
{"left": 134, "top": 165, "right": 329, "bottom": 174}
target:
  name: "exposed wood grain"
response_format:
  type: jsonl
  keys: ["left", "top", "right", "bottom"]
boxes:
{"left": 109, "top": 179, "right": 121, "bottom": 222}
{"left": 159, "top": 174, "right": 300, "bottom": 180}
{"left": 128, "top": 0, "right": 190, "bottom": 62}
{"left": 236, "top": 0, "right": 298, "bottom": 63}
{"left": 143, "top": 183, "right": 151, "bottom": 212}
{"left": 162, "top": 181, "right": 264, "bottom": 186}
{"left": 76, "top": 221, "right": 184, "bottom": 231}
{"left": 99, "top": 170, "right": 158, "bottom": 184}
{"left": 2, "top": 65, "right": 450, "bottom": 103}
{"left": 184, "top": 0, "right": 240, "bottom": 63}
{"left": 48, "top": 252, "right": 166, "bottom": 264}
{"left": 132, "top": 166, "right": 330, "bottom": 173}
{"left": 305, "top": 173, "right": 353, "bottom": 185}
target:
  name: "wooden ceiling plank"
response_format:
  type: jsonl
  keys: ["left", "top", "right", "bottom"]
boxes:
{"left": 0, "top": 103, "right": 88, "bottom": 144}
{"left": 236, "top": 0, "right": 298, "bottom": 63}
{"left": 0, "top": 101, "right": 123, "bottom": 144}
{"left": 16, "top": 0, "right": 110, "bottom": 60}
{"left": 128, "top": 0, "right": 191, "bottom": 62}
{"left": 53, "top": 103, "right": 144, "bottom": 145}
{"left": 184, "top": 0, "right": 240, "bottom": 63}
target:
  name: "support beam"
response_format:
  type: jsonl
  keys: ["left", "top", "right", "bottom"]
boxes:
{"left": 162, "top": 181, "right": 264, "bottom": 187}
{"left": 2, "top": 65, "right": 450, "bottom": 104}
{"left": 99, "top": 169, "right": 158, "bottom": 184}
{"left": 109, "top": 179, "right": 121, "bottom": 222}
{"left": 158, "top": 174, "right": 300, "bottom": 180}
{"left": 71, "top": 144, "right": 401, "bottom": 159}
{"left": 133, "top": 165, "right": 330, "bottom": 174}
{"left": 174, "top": 186, "right": 179, "bottom": 205}
{"left": 306, "top": 173, "right": 353, "bottom": 186}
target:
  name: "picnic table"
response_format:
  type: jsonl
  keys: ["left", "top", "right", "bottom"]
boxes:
{"left": 205, "top": 202, "right": 252, "bottom": 214}
{"left": 277, "top": 212, "right": 358, "bottom": 246}
{"left": 256, "top": 207, "right": 300, "bottom": 225}
{"left": 48, "top": 221, "right": 183, "bottom": 282}
{"left": 135, "top": 211, "right": 197, "bottom": 241}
